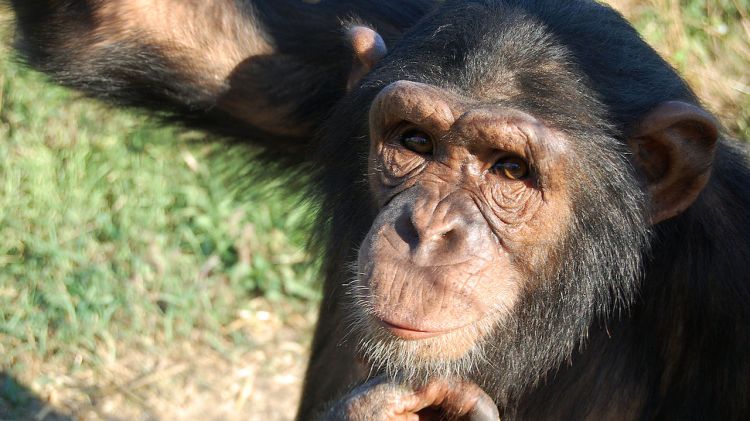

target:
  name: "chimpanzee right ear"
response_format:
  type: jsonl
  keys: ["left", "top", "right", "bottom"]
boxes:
{"left": 346, "top": 26, "right": 388, "bottom": 91}
{"left": 627, "top": 101, "right": 719, "bottom": 224}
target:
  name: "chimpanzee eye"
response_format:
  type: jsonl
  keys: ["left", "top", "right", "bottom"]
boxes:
{"left": 400, "top": 130, "right": 433, "bottom": 155}
{"left": 492, "top": 156, "right": 530, "bottom": 180}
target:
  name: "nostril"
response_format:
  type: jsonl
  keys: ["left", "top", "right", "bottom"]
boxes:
{"left": 394, "top": 211, "right": 420, "bottom": 250}
{"left": 437, "top": 229, "right": 464, "bottom": 256}
{"left": 440, "top": 228, "right": 456, "bottom": 241}
{"left": 410, "top": 224, "right": 467, "bottom": 267}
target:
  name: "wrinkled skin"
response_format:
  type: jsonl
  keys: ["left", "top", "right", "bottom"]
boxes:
{"left": 360, "top": 81, "right": 572, "bottom": 341}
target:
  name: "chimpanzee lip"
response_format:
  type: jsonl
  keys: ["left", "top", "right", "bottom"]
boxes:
{"left": 377, "top": 317, "right": 464, "bottom": 340}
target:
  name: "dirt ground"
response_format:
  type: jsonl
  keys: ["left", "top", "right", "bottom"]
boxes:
{"left": 2, "top": 299, "right": 316, "bottom": 421}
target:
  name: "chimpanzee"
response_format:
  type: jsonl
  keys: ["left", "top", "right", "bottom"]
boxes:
{"left": 7, "top": 0, "right": 750, "bottom": 419}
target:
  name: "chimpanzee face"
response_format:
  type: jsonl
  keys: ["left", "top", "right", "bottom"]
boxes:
{"left": 359, "top": 80, "right": 574, "bottom": 354}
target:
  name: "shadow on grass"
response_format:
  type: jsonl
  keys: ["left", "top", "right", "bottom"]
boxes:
{"left": 0, "top": 373, "right": 71, "bottom": 421}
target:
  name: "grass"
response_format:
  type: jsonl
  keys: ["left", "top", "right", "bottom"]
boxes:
{"left": 0, "top": 1, "right": 748, "bottom": 419}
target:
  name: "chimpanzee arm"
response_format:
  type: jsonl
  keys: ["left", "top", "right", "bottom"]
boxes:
{"left": 8, "top": 0, "right": 434, "bottom": 159}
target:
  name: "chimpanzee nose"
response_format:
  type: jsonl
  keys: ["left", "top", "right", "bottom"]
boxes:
{"left": 394, "top": 189, "right": 488, "bottom": 267}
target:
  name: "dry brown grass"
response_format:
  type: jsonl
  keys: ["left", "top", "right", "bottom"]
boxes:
{"left": 5, "top": 299, "right": 314, "bottom": 421}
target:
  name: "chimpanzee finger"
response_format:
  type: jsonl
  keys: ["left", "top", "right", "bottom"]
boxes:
{"left": 466, "top": 391, "right": 500, "bottom": 421}
{"left": 412, "top": 380, "right": 499, "bottom": 421}
{"left": 440, "top": 381, "right": 499, "bottom": 421}
{"left": 324, "top": 376, "right": 429, "bottom": 420}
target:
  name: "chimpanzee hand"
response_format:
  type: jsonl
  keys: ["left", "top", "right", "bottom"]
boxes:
{"left": 323, "top": 376, "right": 500, "bottom": 421}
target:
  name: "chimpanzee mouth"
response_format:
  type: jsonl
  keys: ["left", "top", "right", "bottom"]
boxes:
{"left": 345, "top": 267, "right": 511, "bottom": 372}
{"left": 362, "top": 309, "right": 496, "bottom": 351}
{"left": 351, "top": 310, "right": 503, "bottom": 384}
{"left": 377, "top": 318, "right": 465, "bottom": 340}
{"left": 356, "top": 260, "right": 510, "bottom": 338}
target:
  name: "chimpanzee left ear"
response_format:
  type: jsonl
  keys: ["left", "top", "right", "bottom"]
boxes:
{"left": 346, "top": 26, "right": 387, "bottom": 91}
{"left": 628, "top": 101, "right": 719, "bottom": 224}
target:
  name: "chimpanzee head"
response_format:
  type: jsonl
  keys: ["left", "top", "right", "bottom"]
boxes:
{"left": 316, "top": 0, "right": 718, "bottom": 401}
